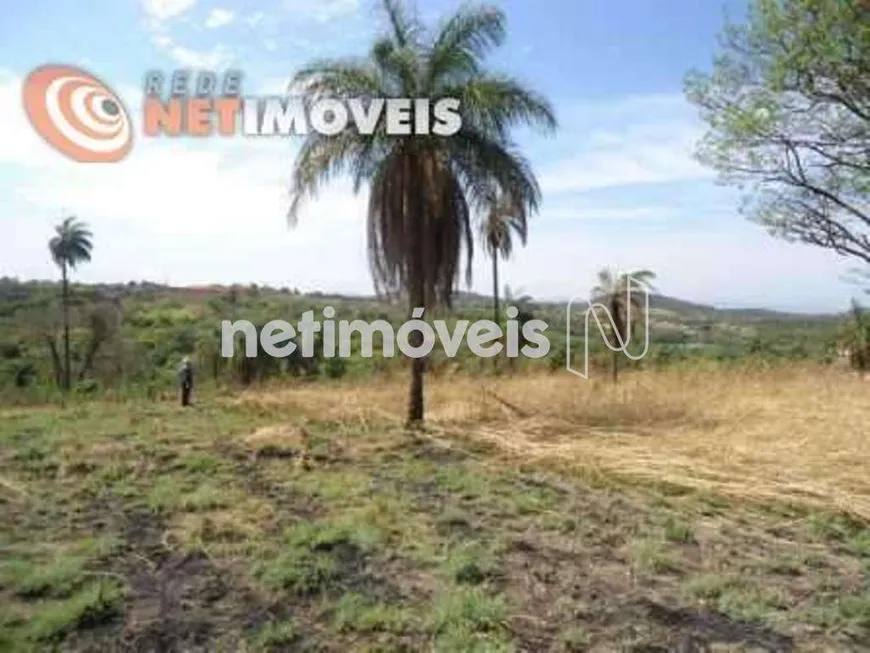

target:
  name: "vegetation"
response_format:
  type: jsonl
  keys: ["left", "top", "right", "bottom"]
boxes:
{"left": 1, "top": 367, "right": 869, "bottom": 650}
{"left": 591, "top": 267, "right": 656, "bottom": 384}
{"left": 839, "top": 300, "right": 870, "bottom": 373}
{"left": 47, "top": 217, "right": 93, "bottom": 392}
{"left": 287, "top": 0, "right": 556, "bottom": 424}
{"left": 480, "top": 192, "right": 528, "bottom": 326}
{"left": 686, "top": 0, "right": 870, "bottom": 266}
{"left": 0, "top": 276, "right": 853, "bottom": 404}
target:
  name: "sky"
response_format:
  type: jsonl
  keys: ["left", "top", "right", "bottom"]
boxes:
{"left": 0, "top": 0, "right": 861, "bottom": 313}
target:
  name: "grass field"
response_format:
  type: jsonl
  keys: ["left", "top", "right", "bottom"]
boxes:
{"left": 1, "top": 366, "right": 869, "bottom": 651}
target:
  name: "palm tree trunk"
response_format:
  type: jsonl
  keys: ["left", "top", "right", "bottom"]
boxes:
{"left": 407, "top": 335, "right": 425, "bottom": 424}
{"left": 44, "top": 335, "right": 62, "bottom": 387}
{"left": 610, "top": 296, "right": 621, "bottom": 385}
{"left": 612, "top": 349, "right": 619, "bottom": 384}
{"left": 406, "top": 272, "right": 425, "bottom": 425}
{"left": 62, "top": 262, "right": 71, "bottom": 392}
{"left": 407, "top": 229, "right": 426, "bottom": 424}
{"left": 492, "top": 254, "right": 500, "bottom": 326}
{"left": 406, "top": 156, "right": 425, "bottom": 427}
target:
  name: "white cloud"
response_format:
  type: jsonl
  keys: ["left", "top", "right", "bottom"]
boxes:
{"left": 205, "top": 8, "right": 235, "bottom": 29}
{"left": 258, "top": 76, "right": 292, "bottom": 95}
{"left": 0, "top": 70, "right": 369, "bottom": 291}
{"left": 540, "top": 137, "right": 711, "bottom": 194}
{"left": 165, "top": 42, "right": 234, "bottom": 68}
{"left": 0, "top": 71, "right": 51, "bottom": 169}
{"left": 151, "top": 33, "right": 172, "bottom": 49}
{"left": 143, "top": 0, "right": 233, "bottom": 68}
{"left": 281, "top": 0, "right": 359, "bottom": 23}
{"left": 540, "top": 97, "right": 711, "bottom": 194}
{"left": 150, "top": 32, "right": 234, "bottom": 68}
{"left": 263, "top": 38, "right": 278, "bottom": 52}
{"left": 507, "top": 223, "right": 852, "bottom": 312}
{"left": 141, "top": 0, "right": 196, "bottom": 23}
{"left": 245, "top": 11, "right": 266, "bottom": 28}
{"left": 540, "top": 205, "right": 673, "bottom": 222}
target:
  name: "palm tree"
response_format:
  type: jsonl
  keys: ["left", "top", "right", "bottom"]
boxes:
{"left": 49, "top": 217, "right": 93, "bottom": 391}
{"left": 288, "top": 0, "right": 556, "bottom": 424}
{"left": 591, "top": 267, "right": 656, "bottom": 384}
{"left": 481, "top": 193, "right": 527, "bottom": 326}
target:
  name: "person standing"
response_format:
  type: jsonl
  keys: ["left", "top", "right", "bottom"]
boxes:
{"left": 179, "top": 356, "right": 194, "bottom": 406}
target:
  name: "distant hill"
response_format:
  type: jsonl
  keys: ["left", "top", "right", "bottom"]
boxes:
{"left": 646, "top": 295, "right": 838, "bottom": 323}
{"left": 0, "top": 277, "right": 842, "bottom": 326}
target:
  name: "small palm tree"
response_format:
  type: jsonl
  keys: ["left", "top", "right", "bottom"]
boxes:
{"left": 481, "top": 193, "right": 527, "bottom": 326}
{"left": 591, "top": 267, "right": 655, "bottom": 384}
{"left": 49, "top": 217, "right": 93, "bottom": 391}
{"left": 288, "top": 0, "right": 556, "bottom": 424}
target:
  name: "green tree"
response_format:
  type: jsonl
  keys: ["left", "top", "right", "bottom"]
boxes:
{"left": 686, "top": 0, "right": 870, "bottom": 266}
{"left": 287, "top": 0, "right": 556, "bottom": 424}
{"left": 591, "top": 268, "right": 656, "bottom": 384}
{"left": 840, "top": 300, "right": 870, "bottom": 374}
{"left": 48, "top": 217, "right": 93, "bottom": 391}
{"left": 480, "top": 193, "right": 527, "bottom": 326}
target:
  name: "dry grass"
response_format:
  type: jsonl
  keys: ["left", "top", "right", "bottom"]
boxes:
{"left": 234, "top": 365, "right": 870, "bottom": 518}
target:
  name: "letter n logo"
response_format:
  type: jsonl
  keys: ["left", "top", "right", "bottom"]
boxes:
{"left": 565, "top": 276, "right": 651, "bottom": 379}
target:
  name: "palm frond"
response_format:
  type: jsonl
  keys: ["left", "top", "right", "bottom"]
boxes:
{"left": 441, "top": 75, "right": 557, "bottom": 141}
{"left": 480, "top": 191, "right": 527, "bottom": 259}
{"left": 380, "top": 0, "right": 422, "bottom": 47}
{"left": 428, "top": 5, "right": 506, "bottom": 85}
{"left": 49, "top": 217, "right": 93, "bottom": 269}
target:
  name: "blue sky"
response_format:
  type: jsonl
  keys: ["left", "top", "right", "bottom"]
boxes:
{"left": 0, "top": 0, "right": 859, "bottom": 312}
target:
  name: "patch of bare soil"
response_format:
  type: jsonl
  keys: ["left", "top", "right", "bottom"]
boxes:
{"left": 500, "top": 534, "right": 796, "bottom": 652}
{"left": 114, "top": 511, "right": 270, "bottom": 652}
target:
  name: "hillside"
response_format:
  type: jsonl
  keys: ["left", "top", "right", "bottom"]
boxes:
{"left": 0, "top": 277, "right": 845, "bottom": 400}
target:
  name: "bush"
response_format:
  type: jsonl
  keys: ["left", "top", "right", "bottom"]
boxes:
{"left": 74, "top": 379, "right": 100, "bottom": 396}
{"left": 323, "top": 357, "right": 347, "bottom": 379}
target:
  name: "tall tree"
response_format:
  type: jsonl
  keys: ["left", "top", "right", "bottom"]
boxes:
{"left": 481, "top": 193, "right": 527, "bottom": 326}
{"left": 686, "top": 0, "right": 870, "bottom": 267}
{"left": 591, "top": 268, "right": 655, "bottom": 384}
{"left": 288, "top": 0, "right": 556, "bottom": 424}
{"left": 48, "top": 217, "right": 93, "bottom": 391}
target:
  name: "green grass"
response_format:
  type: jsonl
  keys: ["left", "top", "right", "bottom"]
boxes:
{"left": 439, "top": 541, "right": 501, "bottom": 585}
{"left": 0, "top": 397, "right": 868, "bottom": 650}
{"left": 1, "top": 580, "right": 123, "bottom": 646}
{"left": 662, "top": 515, "right": 695, "bottom": 544}
{"left": 629, "top": 537, "right": 682, "bottom": 574}
{"left": 0, "top": 556, "right": 89, "bottom": 599}
{"left": 249, "top": 620, "right": 299, "bottom": 647}
{"left": 431, "top": 588, "right": 512, "bottom": 652}
{"left": 331, "top": 592, "right": 412, "bottom": 633}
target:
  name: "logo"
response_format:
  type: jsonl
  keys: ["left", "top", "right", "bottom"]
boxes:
{"left": 142, "top": 70, "right": 462, "bottom": 138}
{"left": 566, "top": 276, "right": 651, "bottom": 379}
{"left": 220, "top": 307, "right": 550, "bottom": 361}
{"left": 22, "top": 64, "right": 133, "bottom": 163}
{"left": 21, "top": 64, "right": 461, "bottom": 162}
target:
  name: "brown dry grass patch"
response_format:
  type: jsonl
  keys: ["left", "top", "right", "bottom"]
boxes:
{"left": 233, "top": 365, "right": 870, "bottom": 518}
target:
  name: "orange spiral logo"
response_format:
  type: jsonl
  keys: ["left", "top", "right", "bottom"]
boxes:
{"left": 22, "top": 64, "right": 133, "bottom": 163}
